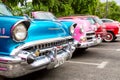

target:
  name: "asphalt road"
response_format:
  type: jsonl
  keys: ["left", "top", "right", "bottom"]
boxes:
{"left": 5, "top": 38, "right": 120, "bottom": 80}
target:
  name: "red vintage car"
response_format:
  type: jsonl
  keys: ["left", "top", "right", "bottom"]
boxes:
{"left": 101, "top": 18, "right": 120, "bottom": 42}
{"left": 74, "top": 15, "right": 107, "bottom": 41}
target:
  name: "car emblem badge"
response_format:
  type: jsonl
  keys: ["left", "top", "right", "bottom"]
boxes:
{"left": 34, "top": 49, "right": 40, "bottom": 57}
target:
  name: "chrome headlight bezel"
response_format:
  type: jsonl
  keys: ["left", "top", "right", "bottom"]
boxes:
{"left": 79, "top": 25, "right": 84, "bottom": 33}
{"left": 70, "top": 25, "right": 75, "bottom": 35}
{"left": 11, "top": 23, "right": 27, "bottom": 42}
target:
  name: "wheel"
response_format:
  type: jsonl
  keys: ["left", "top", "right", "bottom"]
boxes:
{"left": 103, "top": 31, "right": 115, "bottom": 42}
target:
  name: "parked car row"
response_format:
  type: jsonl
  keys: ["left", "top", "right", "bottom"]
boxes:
{"left": 0, "top": 3, "right": 120, "bottom": 78}
{"left": 0, "top": 3, "right": 76, "bottom": 78}
{"left": 32, "top": 11, "right": 102, "bottom": 51}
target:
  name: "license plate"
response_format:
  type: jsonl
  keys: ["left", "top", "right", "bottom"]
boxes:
{"left": 54, "top": 57, "right": 65, "bottom": 68}
{"left": 94, "top": 40, "right": 97, "bottom": 44}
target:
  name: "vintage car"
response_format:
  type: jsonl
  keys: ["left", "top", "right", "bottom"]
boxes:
{"left": 58, "top": 16, "right": 102, "bottom": 51}
{"left": 0, "top": 3, "right": 76, "bottom": 78}
{"left": 101, "top": 18, "right": 120, "bottom": 24}
{"left": 101, "top": 18, "right": 120, "bottom": 42}
{"left": 77, "top": 15, "right": 107, "bottom": 41}
{"left": 32, "top": 11, "right": 102, "bottom": 51}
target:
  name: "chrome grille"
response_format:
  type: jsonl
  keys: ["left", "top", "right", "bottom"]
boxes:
{"left": 23, "top": 38, "right": 73, "bottom": 50}
{"left": 86, "top": 31, "right": 96, "bottom": 41}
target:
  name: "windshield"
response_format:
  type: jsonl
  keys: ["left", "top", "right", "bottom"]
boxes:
{"left": 0, "top": 3, "right": 13, "bottom": 16}
{"left": 32, "top": 12, "right": 57, "bottom": 20}
{"left": 46, "top": 12, "right": 57, "bottom": 20}
{"left": 86, "top": 17, "right": 96, "bottom": 25}
{"left": 94, "top": 17, "right": 103, "bottom": 25}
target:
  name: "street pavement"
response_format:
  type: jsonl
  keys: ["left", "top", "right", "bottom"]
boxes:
{"left": 6, "top": 38, "right": 120, "bottom": 80}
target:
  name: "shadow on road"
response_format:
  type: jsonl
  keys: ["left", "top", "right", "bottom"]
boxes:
{"left": 5, "top": 69, "right": 52, "bottom": 80}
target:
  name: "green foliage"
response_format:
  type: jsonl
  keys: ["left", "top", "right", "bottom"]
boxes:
{"left": 96, "top": 1, "right": 120, "bottom": 21}
{"left": 1, "top": 0, "right": 120, "bottom": 21}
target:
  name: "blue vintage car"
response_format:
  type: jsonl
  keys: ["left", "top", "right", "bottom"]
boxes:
{"left": 0, "top": 3, "right": 76, "bottom": 78}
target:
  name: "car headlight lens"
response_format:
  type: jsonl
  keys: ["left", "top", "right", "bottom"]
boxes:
{"left": 12, "top": 23, "right": 27, "bottom": 42}
{"left": 80, "top": 36, "right": 87, "bottom": 42}
{"left": 70, "top": 25, "right": 75, "bottom": 35}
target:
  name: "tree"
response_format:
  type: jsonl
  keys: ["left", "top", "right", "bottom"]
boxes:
{"left": 71, "top": 0, "right": 100, "bottom": 15}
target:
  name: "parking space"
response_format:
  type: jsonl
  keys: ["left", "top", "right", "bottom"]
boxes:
{"left": 6, "top": 39, "right": 120, "bottom": 80}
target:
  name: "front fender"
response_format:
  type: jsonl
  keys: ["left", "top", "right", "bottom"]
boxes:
{"left": 60, "top": 21, "right": 75, "bottom": 34}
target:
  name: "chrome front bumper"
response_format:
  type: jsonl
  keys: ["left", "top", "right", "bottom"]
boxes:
{"left": 76, "top": 37, "right": 102, "bottom": 48}
{"left": 116, "top": 33, "right": 120, "bottom": 37}
{"left": 0, "top": 37, "right": 76, "bottom": 78}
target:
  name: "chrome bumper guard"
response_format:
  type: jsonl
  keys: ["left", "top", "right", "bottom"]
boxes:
{"left": 76, "top": 37, "right": 102, "bottom": 48}
{"left": 0, "top": 37, "right": 76, "bottom": 78}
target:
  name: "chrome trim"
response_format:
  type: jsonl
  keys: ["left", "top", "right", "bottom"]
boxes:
{"left": 116, "top": 34, "right": 120, "bottom": 37}
{"left": 0, "top": 36, "right": 10, "bottom": 38}
{"left": 12, "top": 20, "right": 29, "bottom": 28}
{"left": 48, "top": 28, "right": 61, "bottom": 30}
{"left": 0, "top": 56, "right": 22, "bottom": 63}
{"left": 70, "top": 23, "right": 76, "bottom": 35}
{"left": 11, "top": 20, "right": 29, "bottom": 42}
{"left": 86, "top": 31, "right": 96, "bottom": 41}
{"left": 10, "top": 36, "right": 72, "bottom": 56}
{"left": 86, "top": 35, "right": 96, "bottom": 38}
{"left": 0, "top": 36, "right": 76, "bottom": 78}
{"left": 77, "top": 38, "right": 102, "bottom": 48}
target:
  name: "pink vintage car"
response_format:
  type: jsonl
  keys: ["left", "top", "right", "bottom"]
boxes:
{"left": 59, "top": 16, "right": 102, "bottom": 51}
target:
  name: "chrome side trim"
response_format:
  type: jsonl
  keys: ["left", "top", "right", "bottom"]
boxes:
{"left": 0, "top": 56, "right": 22, "bottom": 63}
{"left": 48, "top": 28, "right": 61, "bottom": 30}
{"left": 0, "top": 36, "right": 10, "bottom": 38}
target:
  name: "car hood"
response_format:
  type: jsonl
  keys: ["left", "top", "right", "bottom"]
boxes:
{"left": 26, "top": 20, "right": 68, "bottom": 41}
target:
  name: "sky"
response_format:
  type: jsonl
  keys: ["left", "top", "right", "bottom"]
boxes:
{"left": 26, "top": 0, "right": 32, "bottom": 2}
{"left": 101, "top": 0, "right": 120, "bottom": 5}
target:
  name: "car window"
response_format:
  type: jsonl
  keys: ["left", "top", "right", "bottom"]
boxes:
{"left": 0, "top": 3, "right": 13, "bottom": 16}
{"left": 102, "top": 19, "right": 114, "bottom": 23}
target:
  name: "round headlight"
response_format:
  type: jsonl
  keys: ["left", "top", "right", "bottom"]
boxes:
{"left": 70, "top": 25, "right": 75, "bottom": 35}
{"left": 12, "top": 23, "right": 27, "bottom": 42}
{"left": 80, "top": 36, "right": 87, "bottom": 42}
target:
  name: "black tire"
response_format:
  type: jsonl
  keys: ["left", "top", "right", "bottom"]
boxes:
{"left": 103, "top": 31, "right": 115, "bottom": 42}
